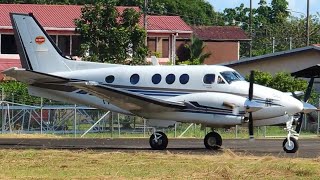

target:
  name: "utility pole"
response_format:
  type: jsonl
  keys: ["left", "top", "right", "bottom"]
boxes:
{"left": 306, "top": 0, "right": 310, "bottom": 46}
{"left": 249, "top": 0, "right": 253, "bottom": 57}
{"left": 144, "top": 0, "right": 148, "bottom": 47}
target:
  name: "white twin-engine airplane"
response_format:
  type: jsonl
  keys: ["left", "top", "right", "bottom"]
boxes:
{"left": 4, "top": 13, "right": 317, "bottom": 153}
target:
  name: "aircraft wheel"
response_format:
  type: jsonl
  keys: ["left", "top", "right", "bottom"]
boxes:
{"left": 149, "top": 131, "right": 168, "bottom": 150}
{"left": 283, "top": 137, "right": 299, "bottom": 153}
{"left": 204, "top": 131, "right": 222, "bottom": 150}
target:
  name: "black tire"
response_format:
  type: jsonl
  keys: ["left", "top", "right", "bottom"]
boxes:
{"left": 283, "top": 137, "right": 299, "bottom": 153}
{"left": 149, "top": 131, "right": 168, "bottom": 150}
{"left": 204, "top": 131, "right": 222, "bottom": 150}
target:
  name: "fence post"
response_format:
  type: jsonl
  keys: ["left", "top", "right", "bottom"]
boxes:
{"left": 318, "top": 98, "right": 320, "bottom": 135}
{"left": 40, "top": 97, "right": 43, "bottom": 134}
{"left": 74, "top": 104, "right": 77, "bottom": 137}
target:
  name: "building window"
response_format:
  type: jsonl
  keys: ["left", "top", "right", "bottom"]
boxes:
{"left": 130, "top": 74, "right": 140, "bottom": 85}
{"left": 58, "top": 35, "right": 70, "bottom": 56}
{"left": 72, "top": 35, "right": 81, "bottom": 56}
{"left": 203, "top": 74, "right": 215, "bottom": 84}
{"left": 1, "top": 34, "right": 17, "bottom": 54}
{"left": 166, "top": 74, "right": 175, "bottom": 84}
{"left": 105, "top": 75, "right": 115, "bottom": 83}
{"left": 162, "top": 39, "right": 169, "bottom": 58}
{"left": 152, "top": 74, "right": 161, "bottom": 84}
{"left": 179, "top": 74, "right": 189, "bottom": 84}
{"left": 147, "top": 37, "right": 156, "bottom": 57}
{"left": 50, "top": 35, "right": 57, "bottom": 44}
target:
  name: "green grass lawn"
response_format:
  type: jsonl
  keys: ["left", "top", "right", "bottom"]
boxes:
{"left": 0, "top": 149, "right": 319, "bottom": 179}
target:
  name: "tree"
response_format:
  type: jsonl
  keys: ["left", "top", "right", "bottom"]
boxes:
{"left": 224, "top": 0, "right": 320, "bottom": 57}
{"left": 179, "top": 35, "right": 211, "bottom": 65}
{"left": 74, "top": 1, "right": 147, "bottom": 64}
{"left": 117, "top": 0, "right": 224, "bottom": 26}
{"left": 246, "top": 71, "right": 318, "bottom": 104}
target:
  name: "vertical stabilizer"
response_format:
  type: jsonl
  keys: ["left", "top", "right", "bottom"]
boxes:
{"left": 10, "top": 13, "right": 71, "bottom": 73}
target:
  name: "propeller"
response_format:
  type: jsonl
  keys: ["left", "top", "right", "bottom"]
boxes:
{"left": 294, "top": 77, "right": 314, "bottom": 133}
{"left": 248, "top": 71, "right": 254, "bottom": 140}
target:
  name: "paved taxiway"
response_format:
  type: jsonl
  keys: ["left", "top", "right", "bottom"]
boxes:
{"left": 0, "top": 138, "right": 319, "bottom": 158}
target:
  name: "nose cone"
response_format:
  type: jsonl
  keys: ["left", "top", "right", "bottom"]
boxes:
{"left": 283, "top": 95, "right": 304, "bottom": 115}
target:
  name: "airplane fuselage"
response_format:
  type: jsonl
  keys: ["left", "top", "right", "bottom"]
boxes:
{"left": 27, "top": 65, "right": 303, "bottom": 127}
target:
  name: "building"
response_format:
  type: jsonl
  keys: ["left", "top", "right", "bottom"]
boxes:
{"left": 222, "top": 45, "right": 320, "bottom": 76}
{"left": 0, "top": 4, "right": 247, "bottom": 77}
{"left": 191, "top": 26, "right": 250, "bottom": 64}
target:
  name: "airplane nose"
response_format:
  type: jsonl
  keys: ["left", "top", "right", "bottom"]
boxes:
{"left": 284, "top": 96, "right": 304, "bottom": 115}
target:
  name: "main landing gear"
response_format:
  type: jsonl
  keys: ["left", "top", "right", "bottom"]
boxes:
{"left": 282, "top": 117, "right": 299, "bottom": 153}
{"left": 204, "top": 131, "right": 222, "bottom": 150}
{"left": 149, "top": 131, "right": 168, "bottom": 150}
{"left": 149, "top": 130, "right": 223, "bottom": 150}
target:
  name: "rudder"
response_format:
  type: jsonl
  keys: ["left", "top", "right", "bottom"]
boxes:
{"left": 10, "top": 13, "right": 71, "bottom": 73}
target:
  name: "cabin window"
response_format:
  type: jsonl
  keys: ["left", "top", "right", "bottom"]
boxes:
{"left": 179, "top": 74, "right": 189, "bottom": 84}
{"left": 152, "top": 74, "right": 161, "bottom": 84}
{"left": 203, "top": 74, "right": 215, "bottom": 84}
{"left": 166, "top": 74, "right": 175, "bottom": 84}
{"left": 105, "top": 75, "right": 115, "bottom": 83}
{"left": 130, "top": 74, "right": 140, "bottom": 84}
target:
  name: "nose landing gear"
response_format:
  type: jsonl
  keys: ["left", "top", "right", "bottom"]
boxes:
{"left": 283, "top": 117, "right": 299, "bottom": 153}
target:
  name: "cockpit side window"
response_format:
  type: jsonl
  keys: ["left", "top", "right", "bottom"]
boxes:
{"left": 218, "top": 76, "right": 225, "bottom": 84}
{"left": 220, "top": 71, "right": 244, "bottom": 84}
{"left": 203, "top": 74, "right": 215, "bottom": 84}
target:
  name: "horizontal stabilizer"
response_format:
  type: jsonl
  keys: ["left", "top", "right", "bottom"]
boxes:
{"left": 2, "top": 67, "right": 74, "bottom": 84}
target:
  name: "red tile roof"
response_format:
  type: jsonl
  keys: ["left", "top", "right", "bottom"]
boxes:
{"left": 147, "top": 16, "right": 192, "bottom": 32}
{"left": 192, "top": 26, "right": 250, "bottom": 41}
{"left": 0, "top": 4, "right": 82, "bottom": 28}
{"left": 0, "top": 4, "right": 192, "bottom": 32}
{"left": 0, "top": 59, "right": 21, "bottom": 80}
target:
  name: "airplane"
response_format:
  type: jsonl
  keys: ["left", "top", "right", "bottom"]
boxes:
{"left": 4, "top": 13, "right": 317, "bottom": 153}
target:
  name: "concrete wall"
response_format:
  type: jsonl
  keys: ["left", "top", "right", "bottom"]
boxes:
{"left": 175, "top": 40, "right": 240, "bottom": 64}
{"left": 203, "top": 41, "right": 239, "bottom": 65}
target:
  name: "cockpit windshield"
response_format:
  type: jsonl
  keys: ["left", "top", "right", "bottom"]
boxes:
{"left": 220, "top": 71, "right": 245, "bottom": 83}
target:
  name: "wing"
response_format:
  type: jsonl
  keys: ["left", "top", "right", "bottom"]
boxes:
{"left": 71, "top": 81, "right": 186, "bottom": 114}
{"left": 3, "top": 68, "right": 187, "bottom": 115}
{"left": 2, "top": 67, "right": 73, "bottom": 84}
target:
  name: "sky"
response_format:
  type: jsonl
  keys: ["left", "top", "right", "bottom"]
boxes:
{"left": 208, "top": 0, "right": 319, "bottom": 16}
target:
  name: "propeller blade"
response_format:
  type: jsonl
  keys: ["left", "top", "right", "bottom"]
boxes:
{"left": 249, "top": 71, "right": 254, "bottom": 101}
{"left": 248, "top": 112, "right": 254, "bottom": 139}
{"left": 304, "top": 77, "right": 314, "bottom": 102}
{"left": 295, "top": 113, "right": 304, "bottom": 134}
{"left": 248, "top": 71, "right": 254, "bottom": 139}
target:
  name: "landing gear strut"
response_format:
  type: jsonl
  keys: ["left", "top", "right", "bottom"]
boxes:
{"left": 149, "top": 131, "right": 168, "bottom": 150}
{"left": 204, "top": 131, "right": 222, "bottom": 150}
{"left": 283, "top": 117, "right": 299, "bottom": 153}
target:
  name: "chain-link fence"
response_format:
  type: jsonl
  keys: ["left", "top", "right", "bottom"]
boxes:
{"left": 0, "top": 87, "right": 319, "bottom": 138}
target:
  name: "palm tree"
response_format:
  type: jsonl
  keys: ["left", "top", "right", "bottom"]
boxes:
{"left": 183, "top": 35, "right": 211, "bottom": 65}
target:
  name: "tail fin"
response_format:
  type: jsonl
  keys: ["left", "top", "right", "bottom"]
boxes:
{"left": 10, "top": 13, "right": 71, "bottom": 73}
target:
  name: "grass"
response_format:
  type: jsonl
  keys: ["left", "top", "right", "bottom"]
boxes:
{"left": 0, "top": 149, "right": 319, "bottom": 179}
